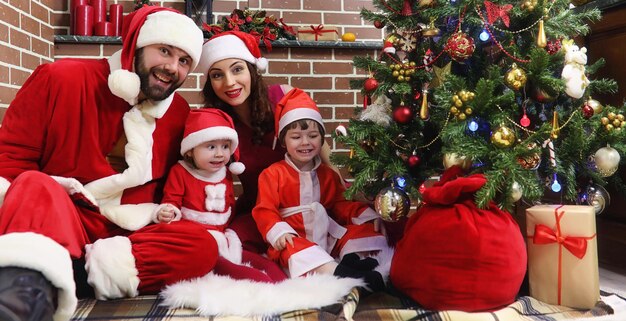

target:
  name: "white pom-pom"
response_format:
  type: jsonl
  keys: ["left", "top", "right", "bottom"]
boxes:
{"left": 256, "top": 57, "right": 268, "bottom": 73}
{"left": 229, "top": 162, "right": 245, "bottom": 175}
{"left": 108, "top": 69, "right": 141, "bottom": 105}
{"left": 383, "top": 47, "right": 396, "bottom": 54}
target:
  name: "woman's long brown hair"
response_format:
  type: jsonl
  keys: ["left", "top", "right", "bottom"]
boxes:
{"left": 202, "top": 62, "right": 274, "bottom": 145}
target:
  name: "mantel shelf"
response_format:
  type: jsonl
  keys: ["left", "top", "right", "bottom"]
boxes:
{"left": 54, "top": 35, "right": 383, "bottom": 49}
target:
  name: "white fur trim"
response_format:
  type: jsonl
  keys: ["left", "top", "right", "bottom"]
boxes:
{"left": 182, "top": 206, "right": 231, "bottom": 226}
{"left": 100, "top": 202, "right": 159, "bottom": 231}
{"left": 0, "top": 232, "right": 77, "bottom": 321}
{"left": 136, "top": 11, "right": 203, "bottom": 71}
{"left": 108, "top": 68, "right": 141, "bottom": 105}
{"left": 207, "top": 229, "right": 242, "bottom": 264}
{"left": 86, "top": 107, "right": 154, "bottom": 202}
{"left": 266, "top": 222, "right": 298, "bottom": 248}
{"left": 256, "top": 57, "right": 268, "bottom": 73}
{"left": 339, "top": 236, "right": 389, "bottom": 260}
{"left": 180, "top": 126, "right": 239, "bottom": 156}
{"left": 205, "top": 183, "right": 226, "bottom": 211}
{"left": 278, "top": 108, "right": 324, "bottom": 137}
{"left": 161, "top": 272, "right": 362, "bottom": 317}
{"left": 152, "top": 203, "right": 182, "bottom": 223}
{"left": 51, "top": 175, "right": 98, "bottom": 207}
{"left": 196, "top": 34, "right": 258, "bottom": 77}
{"left": 288, "top": 245, "right": 335, "bottom": 277}
{"left": 351, "top": 207, "right": 378, "bottom": 225}
{"left": 228, "top": 162, "right": 245, "bottom": 175}
{"left": 0, "top": 176, "right": 10, "bottom": 207}
{"left": 85, "top": 236, "right": 139, "bottom": 300}
{"left": 180, "top": 161, "right": 227, "bottom": 183}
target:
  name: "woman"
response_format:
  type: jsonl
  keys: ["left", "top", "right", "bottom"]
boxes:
{"left": 196, "top": 31, "right": 337, "bottom": 253}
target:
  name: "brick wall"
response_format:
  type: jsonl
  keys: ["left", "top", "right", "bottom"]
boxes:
{"left": 1, "top": 0, "right": 383, "bottom": 165}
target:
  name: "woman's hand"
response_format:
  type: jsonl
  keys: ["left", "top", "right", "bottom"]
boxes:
{"left": 157, "top": 204, "right": 176, "bottom": 223}
{"left": 274, "top": 233, "right": 296, "bottom": 251}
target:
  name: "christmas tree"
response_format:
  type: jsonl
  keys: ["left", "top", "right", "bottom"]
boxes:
{"left": 333, "top": 0, "right": 622, "bottom": 217}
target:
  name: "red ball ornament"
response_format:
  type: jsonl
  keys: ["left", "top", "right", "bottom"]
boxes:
{"left": 364, "top": 78, "right": 379, "bottom": 92}
{"left": 393, "top": 105, "right": 414, "bottom": 124}
{"left": 444, "top": 32, "right": 475, "bottom": 62}
{"left": 408, "top": 154, "right": 421, "bottom": 167}
{"left": 582, "top": 104, "right": 594, "bottom": 119}
{"left": 374, "top": 20, "right": 385, "bottom": 29}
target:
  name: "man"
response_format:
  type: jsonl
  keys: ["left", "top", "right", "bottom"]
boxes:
{"left": 0, "top": 6, "right": 218, "bottom": 321}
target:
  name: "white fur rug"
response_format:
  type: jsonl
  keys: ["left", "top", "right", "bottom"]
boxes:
{"left": 160, "top": 273, "right": 363, "bottom": 317}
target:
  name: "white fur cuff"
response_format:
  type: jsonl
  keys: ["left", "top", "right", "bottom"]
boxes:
{"left": 85, "top": 236, "right": 140, "bottom": 300}
{"left": 0, "top": 176, "right": 10, "bottom": 207}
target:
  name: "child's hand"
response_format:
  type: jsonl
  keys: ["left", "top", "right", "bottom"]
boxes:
{"left": 274, "top": 234, "right": 295, "bottom": 251}
{"left": 157, "top": 204, "right": 176, "bottom": 223}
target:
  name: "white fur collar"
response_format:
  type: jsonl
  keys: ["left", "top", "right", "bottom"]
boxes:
{"left": 108, "top": 50, "right": 174, "bottom": 118}
{"left": 179, "top": 160, "right": 227, "bottom": 183}
{"left": 284, "top": 154, "right": 321, "bottom": 173}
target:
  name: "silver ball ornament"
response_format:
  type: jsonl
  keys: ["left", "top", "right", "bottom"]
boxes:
{"left": 586, "top": 184, "right": 610, "bottom": 215}
{"left": 374, "top": 186, "right": 410, "bottom": 222}
{"left": 510, "top": 181, "right": 523, "bottom": 202}
{"left": 594, "top": 146, "right": 620, "bottom": 177}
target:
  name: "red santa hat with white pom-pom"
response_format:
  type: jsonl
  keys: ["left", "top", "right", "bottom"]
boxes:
{"left": 180, "top": 109, "right": 245, "bottom": 175}
{"left": 108, "top": 5, "right": 204, "bottom": 105}
{"left": 196, "top": 30, "right": 269, "bottom": 79}
{"left": 383, "top": 40, "right": 396, "bottom": 54}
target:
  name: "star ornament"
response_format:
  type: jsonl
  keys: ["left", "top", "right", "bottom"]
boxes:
{"left": 484, "top": 0, "right": 513, "bottom": 27}
{"left": 431, "top": 61, "right": 451, "bottom": 88}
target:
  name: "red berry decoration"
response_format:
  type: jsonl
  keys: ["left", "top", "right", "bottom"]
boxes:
{"left": 408, "top": 154, "right": 421, "bottom": 167}
{"left": 444, "top": 32, "right": 475, "bottom": 62}
{"left": 546, "top": 39, "right": 561, "bottom": 55}
{"left": 582, "top": 103, "right": 594, "bottom": 119}
{"left": 374, "top": 20, "right": 385, "bottom": 29}
{"left": 364, "top": 78, "right": 379, "bottom": 92}
{"left": 393, "top": 105, "right": 414, "bottom": 124}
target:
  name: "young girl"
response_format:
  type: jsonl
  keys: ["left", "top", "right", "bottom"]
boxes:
{"left": 155, "top": 108, "right": 286, "bottom": 283}
{"left": 252, "top": 88, "right": 391, "bottom": 291}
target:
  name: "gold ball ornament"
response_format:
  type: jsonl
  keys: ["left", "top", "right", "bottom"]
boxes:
{"left": 594, "top": 146, "right": 621, "bottom": 177}
{"left": 374, "top": 186, "right": 411, "bottom": 222}
{"left": 443, "top": 153, "right": 472, "bottom": 170}
{"left": 586, "top": 98, "right": 603, "bottom": 115}
{"left": 490, "top": 125, "right": 517, "bottom": 148}
{"left": 504, "top": 64, "right": 527, "bottom": 91}
{"left": 521, "top": 0, "right": 538, "bottom": 11}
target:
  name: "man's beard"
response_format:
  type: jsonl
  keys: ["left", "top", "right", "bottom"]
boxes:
{"left": 135, "top": 53, "right": 181, "bottom": 101}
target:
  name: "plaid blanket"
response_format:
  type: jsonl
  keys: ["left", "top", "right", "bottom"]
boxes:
{"left": 70, "top": 289, "right": 625, "bottom": 321}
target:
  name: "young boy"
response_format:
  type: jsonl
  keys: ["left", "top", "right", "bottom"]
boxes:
{"left": 155, "top": 108, "right": 286, "bottom": 283}
{"left": 252, "top": 88, "right": 391, "bottom": 291}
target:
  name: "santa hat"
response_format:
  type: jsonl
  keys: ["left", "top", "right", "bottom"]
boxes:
{"left": 383, "top": 40, "right": 396, "bottom": 54}
{"left": 273, "top": 88, "right": 324, "bottom": 149}
{"left": 196, "top": 31, "right": 268, "bottom": 77}
{"left": 180, "top": 109, "right": 245, "bottom": 175}
{"left": 108, "top": 6, "right": 204, "bottom": 105}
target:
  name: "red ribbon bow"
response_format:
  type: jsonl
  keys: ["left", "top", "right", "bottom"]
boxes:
{"left": 529, "top": 205, "right": 596, "bottom": 305}
{"left": 484, "top": 0, "right": 512, "bottom": 27}
{"left": 298, "top": 24, "right": 338, "bottom": 41}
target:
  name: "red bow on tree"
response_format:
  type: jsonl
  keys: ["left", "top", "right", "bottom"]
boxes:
{"left": 484, "top": 0, "right": 513, "bottom": 27}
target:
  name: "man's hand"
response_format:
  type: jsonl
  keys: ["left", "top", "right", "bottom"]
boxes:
{"left": 273, "top": 234, "right": 296, "bottom": 251}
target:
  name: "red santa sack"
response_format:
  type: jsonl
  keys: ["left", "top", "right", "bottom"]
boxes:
{"left": 390, "top": 166, "right": 527, "bottom": 312}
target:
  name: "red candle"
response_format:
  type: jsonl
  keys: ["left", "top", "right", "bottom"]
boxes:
{"left": 95, "top": 21, "right": 114, "bottom": 36}
{"left": 75, "top": 5, "right": 94, "bottom": 36}
{"left": 91, "top": 0, "right": 107, "bottom": 24}
{"left": 70, "top": 0, "right": 88, "bottom": 34}
{"left": 109, "top": 4, "right": 123, "bottom": 36}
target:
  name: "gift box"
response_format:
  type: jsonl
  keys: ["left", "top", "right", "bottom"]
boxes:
{"left": 297, "top": 25, "right": 339, "bottom": 41}
{"left": 526, "top": 205, "right": 599, "bottom": 308}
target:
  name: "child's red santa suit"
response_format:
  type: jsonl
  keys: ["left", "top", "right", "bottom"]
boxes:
{"left": 252, "top": 88, "right": 389, "bottom": 277}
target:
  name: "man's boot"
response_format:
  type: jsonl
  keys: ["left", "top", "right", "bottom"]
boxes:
{"left": 0, "top": 267, "right": 58, "bottom": 321}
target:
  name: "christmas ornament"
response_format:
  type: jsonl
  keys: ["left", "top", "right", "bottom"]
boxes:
{"left": 504, "top": 63, "right": 527, "bottom": 91}
{"left": 359, "top": 138, "right": 378, "bottom": 153}
{"left": 450, "top": 90, "right": 475, "bottom": 121}
{"left": 335, "top": 124, "right": 348, "bottom": 136}
{"left": 529, "top": 82, "right": 556, "bottom": 103}
{"left": 546, "top": 39, "right": 561, "bottom": 55}
{"left": 408, "top": 154, "right": 421, "bottom": 167}
{"left": 550, "top": 111, "right": 559, "bottom": 139}
{"left": 594, "top": 145, "right": 620, "bottom": 177}
{"left": 445, "top": 32, "right": 475, "bottom": 62}
{"left": 374, "top": 20, "right": 385, "bottom": 29}
{"left": 374, "top": 186, "right": 411, "bottom": 222}
{"left": 389, "top": 62, "right": 414, "bottom": 82}
{"left": 585, "top": 97, "right": 603, "bottom": 115}
{"left": 536, "top": 19, "right": 547, "bottom": 48}
{"left": 484, "top": 0, "right": 513, "bottom": 27}
{"left": 360, "top": 95, "right": 392, "bottom": 126}
{"left": 401, "top": 0, "right": 414, "bottom": 16}
{"left": 443, "top": 153, "right": 472, "bottom": 170}
{"left": 399, "top": 30, "right": 419, "bottom": 52}
{"left": 393, "top": 103, "right": 414, "bottom": 124}
{"left": 431, "top": 62, "right": 451, "bottom": 88}
{"left": 561, "top": 39, "right": 590, "bottom": 99}
{"left": 423, "top": 49, "right": 434, "bottom": 72}
{"left": 341, "top": 32, "right": 356, "bottom": 42}
{"left": 517, "top": 151, "right": 541, "bottom": 169}
{"left": 490, "top": 125, "right": 516, "bottom": 148}
{"left": 364, "top": 78, "right": 379, "bottom": 92}
{"left": 421, "top": 18, "right": 440, "bottom": 37}
{"left": 466, "top": 117, "right": 491, "bottom": 138}
{"left": 418, "top": 0, "right": 436, "bottom": 6}
{"left": 581, "top": 103, "right": 594, "bottom": 119}
{"left": 510, "top": 181, "right": 523, "bottom": 202}
{"left": 420, "top": 84, "right": 430, "bottom": 120}
{"left": 585, "top": 184, "right": 610, "bottom": 215}
{"left": 521, "top": 0, "right": 538, "bottom": 11}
